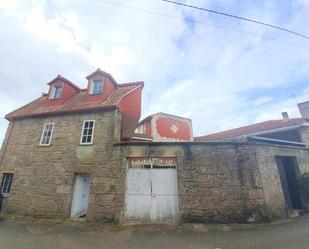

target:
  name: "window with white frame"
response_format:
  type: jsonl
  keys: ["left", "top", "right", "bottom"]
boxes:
{"left": 40, "top": 123, "right": 54, "bottom": 146}
{"left": 1, "top": 173, "right": 14, "bottom": 196}
{"left": 80, "top": 120, "right": 95, "bottom": 144}
{"left": 91, "top": 80, "right": 104, "bottom": 94}
{"left": 135, "top": 124, "right": 145, "bottom": 134}
{"left": 50, "top": 84, "right": 63, "bottom": 99}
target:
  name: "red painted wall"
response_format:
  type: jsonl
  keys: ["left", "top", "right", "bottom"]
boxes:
{"left": 45, "top": 81, "right": 79, "bottom": 106}
{"left": 117, "top": 86, "right": 143, "bottom": 139}
{"left": 156, "top": 117, "right": 191, "bottom": 140}
{"left": 145, "top": 120, "right": 152, "bottom": 137}
{"left": 85, "top": 77, "right": 116, "bottom": 102}
{"left": 117, "top": 87, "right": 142, "bottom": 116}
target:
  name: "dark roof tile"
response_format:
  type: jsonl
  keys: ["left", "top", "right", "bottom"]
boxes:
{"left": 195, "top": 118, "right": 307, "bottom": 141}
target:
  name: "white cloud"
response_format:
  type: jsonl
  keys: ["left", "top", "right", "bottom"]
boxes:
{"left": 253, "top": 96, "right": 273, "bottom": 106}
{"left": 0, "top": 0, "right": 309, "bottom": 144}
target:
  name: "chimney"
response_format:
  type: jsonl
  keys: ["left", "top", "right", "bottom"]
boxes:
{"left": 282, "top": 112, "right": 289, "bottom": 120}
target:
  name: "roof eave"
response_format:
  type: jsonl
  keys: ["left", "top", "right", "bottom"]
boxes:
{"left": 6, "top": 105, "right": 117, "bottom": 121}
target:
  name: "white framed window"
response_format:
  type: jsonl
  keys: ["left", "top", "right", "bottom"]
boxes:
{"left": 40, "top": 123, "right": 54, "bottom": 146}
{"left": 50, "top": 84, "right": 63, "bottom": 99}
{"left": 80, "top": 120, "right": 95, "bottom": 145}
{"left": 90, "top": 80, "right": 104, "bottom": 94}
{"left": 135, "top": 124, "right": 145, "bottom": 134}
{"left": 1, "top": 173, "right": 14, "bottom": 196}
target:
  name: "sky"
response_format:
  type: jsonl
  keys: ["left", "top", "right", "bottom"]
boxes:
{"left": 0, "top": 0, "right": 309, "bottom": 144}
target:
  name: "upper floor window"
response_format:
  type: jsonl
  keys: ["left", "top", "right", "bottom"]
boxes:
{"left": 50, "top": 84, "right": 63, "bottom": 99}
{"left": 80, "top": 120, "right": 95, "bottom": 145}
{"left": 135, "top": 124, "right": 145, "bottom": 134}
{"left": 40, "top": 123, "right": 54, "bottom": 146}
{"left": 90, "top": 80, "right": 104, "bottom": 95}
{"left": 1, "top": 173, "right": 14, "bottom": 196}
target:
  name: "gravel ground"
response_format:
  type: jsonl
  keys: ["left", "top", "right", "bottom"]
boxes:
{"left": 0, "top": 214, "right": 309, "bottom": 249}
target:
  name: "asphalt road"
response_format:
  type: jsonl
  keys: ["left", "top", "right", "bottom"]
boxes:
{"left": 0, "top": 214, "right": 309, "bottom": 249}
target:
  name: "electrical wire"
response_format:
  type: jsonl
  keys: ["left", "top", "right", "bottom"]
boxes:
{"left": 162, "top": 0, "right": 309, "bottom": 40}
{"left": 93, "top": 0, "right": 309, "bottom": 51}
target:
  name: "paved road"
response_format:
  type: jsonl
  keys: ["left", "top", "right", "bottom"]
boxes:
{"left": 0, "top": 214, "right": 309, "bottom": 249}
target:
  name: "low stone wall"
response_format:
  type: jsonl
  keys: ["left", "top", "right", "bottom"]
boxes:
{"left": 255, "top": 144, "right": 309, "bottom": 218}
{"left": 119, "top": 143, "right": 265, "bottom": 223}
{"left": 119, "top": 142, "right": 309, "bottom": 223}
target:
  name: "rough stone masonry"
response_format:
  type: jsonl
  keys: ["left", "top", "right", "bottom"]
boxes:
{"left": 1, "top": 109, "right": 309, "bottom": 223}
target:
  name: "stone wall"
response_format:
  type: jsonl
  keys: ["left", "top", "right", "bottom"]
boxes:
{"left": 300, "top": 126, "right": 309, "bottom": 143}
{"left": 119, "top": 142, "right": 309, "bottom": 223}
{"left": 119, "top": 143, "right": 266, "bottom": 223}
{"left": 298, "top": 101, "right": 309, "bottom": 119}
{"left": 2, "top": 111, "right": 309, "bottom": 224}
{"left": 255, "top": 144, "right": 309, "bottom": 218}
{"left": 0, "top": 109, "right": 125, "bottom": 222}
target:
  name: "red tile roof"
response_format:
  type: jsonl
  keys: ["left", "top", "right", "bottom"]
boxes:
{"left": 6, "top": 82, "right": 143, "bottom": 120}
{"left": 195, "top": 118, "right": 308, "bottom": 142}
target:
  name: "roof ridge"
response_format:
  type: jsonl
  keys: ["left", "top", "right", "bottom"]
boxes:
{"left": 48, "top": 75, "right": 81, "bottom": 90}
{"left": 118, "top": 81, "right": 144, "bottom": 87}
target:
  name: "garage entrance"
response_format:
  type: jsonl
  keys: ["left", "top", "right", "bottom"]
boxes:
{"left": 276, "top": 156, "right": 303, "bottom": 210}
{"left": 125, "top": 157, "right": 179, "bottom": 223}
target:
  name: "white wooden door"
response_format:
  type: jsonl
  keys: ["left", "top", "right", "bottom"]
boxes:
{"left": 125, "top": 169, "right": 152, "bottom": 221}
{"left": 125, "top": 159, "right": 179, "bottom": 223}
{"left": 71, "top": 175, "right": 91, "bottom": 218}
{"left": 150, "top": 169, "right": 179, "bottom": 222}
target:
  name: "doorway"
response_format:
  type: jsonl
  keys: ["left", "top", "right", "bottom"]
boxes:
{"left": 276, "top": 156, "right": 303, "bottom": 210}
{"left": 125, "top": 158, "right": 179, "bottom": 223}
{"left": 71, "top": 174, "right": 91, "bottom": 218}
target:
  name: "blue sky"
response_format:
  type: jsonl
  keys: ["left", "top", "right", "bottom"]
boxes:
{"left": 0, "top": 0, "right": 309, "bottom": 144}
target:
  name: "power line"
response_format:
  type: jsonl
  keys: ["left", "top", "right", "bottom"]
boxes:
{"left": 93, "top": 0, "right": 309, "bottom": 51}
{"left": 162, "top": 0, "right": 309, "bottom": 40}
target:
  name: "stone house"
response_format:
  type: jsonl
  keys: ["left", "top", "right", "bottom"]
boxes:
{"left": 1, "top": 69, "right": 309, "bottom": 223}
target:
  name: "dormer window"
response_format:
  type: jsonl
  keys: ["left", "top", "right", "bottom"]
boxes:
{"left": 50, "top": 84, "right": 63, "bottom": 99}
{"left": 90, "top": 79, "right": 104, "bottom": 95}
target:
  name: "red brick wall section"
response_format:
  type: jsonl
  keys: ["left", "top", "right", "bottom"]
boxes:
{"left": 156, "top": 117, "right": 191, "bottom": 140}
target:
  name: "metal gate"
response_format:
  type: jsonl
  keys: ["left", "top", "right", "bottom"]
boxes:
{"left": 125, "top": 158, "right": 179, "bottom": 223}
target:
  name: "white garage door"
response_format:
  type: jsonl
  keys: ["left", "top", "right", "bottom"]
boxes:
{"left": 125, "top": 158, "right": 179, "bottom": 223}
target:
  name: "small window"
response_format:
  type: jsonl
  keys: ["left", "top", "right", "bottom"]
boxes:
{"left": 40, "top": 123, "right": 54, "bottom": 146}
{"left": 91, "top": 80, "right": 103, "bottom": 94}
{"left": 1, "top": 173, "right": 14, "bottom": 196}
{"left": 80, "top": 120, "right": 95, "bottom": 145}
{"left": 135, "top": 124, "right": 145, "bottom": 134}
{"left": 51, "top": 84, "right": 63, "bottom": 99}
